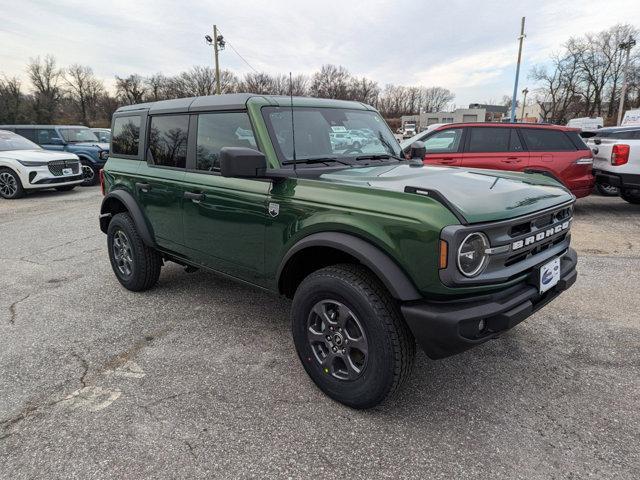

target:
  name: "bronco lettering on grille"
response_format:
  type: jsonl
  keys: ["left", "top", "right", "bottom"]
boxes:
{"left": 512, "top": 220, "right": 571, "bottom": 251}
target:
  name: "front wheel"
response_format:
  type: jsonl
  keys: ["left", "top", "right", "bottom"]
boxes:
{"left": 291, "top": 264, "right": 415, "bottom": 409}
{"left": 81, "top": 164, "right": 98, "bottom": 186}
{"left": 0, "top": 168, "right": 25, "bottom": 199}
{"left": 621, "top": 190, "right": 640, "bottom": 205}
{"left": 107, "top": 212, "right": 162, "bottom": 291}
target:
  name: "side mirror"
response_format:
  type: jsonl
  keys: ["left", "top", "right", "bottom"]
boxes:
{"left": 219, "top": 147, "right": 267, "bottom": 178}
{"left": 410, "top": 141, "right": 426, "bottom": 160}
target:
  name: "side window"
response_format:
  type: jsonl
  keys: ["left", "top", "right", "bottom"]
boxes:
{"left": 112, "top": 116, "right": 141, "bottom": 156}
{"left": 509, "top": 129, "right": 524, "bottom": 151}
{"left": 196, "top": 112, "right": 256, "bottom": 172}
{"left": 147, "top": 115, "right": 189, "bottom": 168}
{"left": 423, "top": 128, "right": 463, "bottom": 153}
{"left": 468, "top": 128, "right": 510, "bottom": 152}
{"left": 36, "top": 128, "right": 61, "bottom": 144}
{"left": 521, "top": 129, "right": 576, "bottom": 151}
{"left": 15, "top": 128, "right": 36, "bottom": 142}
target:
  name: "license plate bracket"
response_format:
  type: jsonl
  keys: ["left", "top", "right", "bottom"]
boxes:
{"left": 62, "top": 167, "right": 73, "bottom": 176}
{"left": 539, "top": 257, "right": 561, "bottom": 294}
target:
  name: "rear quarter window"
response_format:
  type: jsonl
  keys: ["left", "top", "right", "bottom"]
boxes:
{"left": 112, "top": 116, "right": 142, "bottom": 157}
{"left": 521, "top": 129, "right": 576, "bottom": 151}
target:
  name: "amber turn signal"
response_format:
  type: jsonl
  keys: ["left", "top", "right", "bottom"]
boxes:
{"left": 439, "top": 239, "right": 448, "bottom": 269}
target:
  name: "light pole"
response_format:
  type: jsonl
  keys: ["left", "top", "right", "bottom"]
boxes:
{"left": 205, "top": 25, "right": 225, "bottom": 95}
{"left": 520, "top": 87, "right": 529, "bottom": 121}
{"left": 510, "top": 17, "right": 526, "bottom": 123}
{"left": 617, "top": 35, "right": 636, "bottom": 126}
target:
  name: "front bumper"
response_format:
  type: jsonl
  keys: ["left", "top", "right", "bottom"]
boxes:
{"left": 401, "top": 248, "right": 577, "bottom": 359}
{"left": 593, "top": 169, "right": 640, "bottom": 190}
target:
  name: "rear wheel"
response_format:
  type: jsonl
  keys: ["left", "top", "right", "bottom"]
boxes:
{"left": 291, "top": 264, "right": 415, "bottom": 409}
{"left": 107, "top": 212, "right": 162, "bottom": 291}
{"left": 596, "top": 183, "right": 619, "bottom": 196}
{"left": 0, "top": 168, "right": 25, "bottom": 199}
{"left": 81, "top": 163, "right": 97, "bottom": 186}
{"left": 621, "top": 190, "right": 640, "bottom": 205}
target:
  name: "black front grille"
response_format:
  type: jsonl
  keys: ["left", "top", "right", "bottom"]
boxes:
{"left": 48, "top": 160, "right": 80, "bottom": 176}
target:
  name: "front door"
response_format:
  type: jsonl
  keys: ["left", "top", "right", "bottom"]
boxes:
{"left": 461, "top": 127, "right": 529, "bottom": 171}
{"left": 182, "top": 111, "right": 270, "bottom": 285}
{"left": 422, "top": 128, "right": 464, "bottom": 166}
{"left": 136, "top": 114, "right": 189, "bottom": 253}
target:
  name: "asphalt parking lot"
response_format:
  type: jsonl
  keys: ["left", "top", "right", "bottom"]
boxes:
{"left": 1, "top": 187, "right": 639, "bottom": 479}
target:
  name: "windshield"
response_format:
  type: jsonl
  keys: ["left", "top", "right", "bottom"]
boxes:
{"left": 0, "top": 132, "right": 41, "bottom": 151}
{"left": 59, "top": 128, "right": 99, "bottom": 143}
{"left": 263, "top": 107, "right": 402, "bottom": 164}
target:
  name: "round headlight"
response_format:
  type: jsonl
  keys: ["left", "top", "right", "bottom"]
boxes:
{"left": 457, "top": 232, "right": 489, "bottom": 277}
{"left": 99, "top": 151, "right": 109, "bottom": 160}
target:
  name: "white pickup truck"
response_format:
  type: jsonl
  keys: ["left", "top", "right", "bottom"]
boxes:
{"left": 585, "top": 126, "right": 640, "bottom": 204}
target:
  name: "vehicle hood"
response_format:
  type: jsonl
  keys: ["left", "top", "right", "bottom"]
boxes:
{"left": 0, "top": 149, "right": 79, "bottom": 162}
{"left": 70, "top": 142, "right": 109, "bottom": 150}
{"left": 319, "top": 164, "right": 574, "bottom": 224}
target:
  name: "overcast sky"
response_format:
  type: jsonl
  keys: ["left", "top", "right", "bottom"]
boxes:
{"left": 1, "top": 0, "right": 639, "bottom": 106}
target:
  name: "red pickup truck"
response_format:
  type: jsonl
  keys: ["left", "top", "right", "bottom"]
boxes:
{"left": 405, "top": 123, "right": 594, "bottom": 198}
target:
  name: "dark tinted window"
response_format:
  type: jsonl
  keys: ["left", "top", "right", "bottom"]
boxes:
{"left": 510, "top": 129, "right": 524, "bottom": 151}
{"left": 468, "top": 127, "right": 511, "bottom": 152}
{"left": 521, "top": 129, "right": 576, "bottom": 151}
{"left": 36, "top": 128, "right": 62, "bottom": 144}
{"left": 15, "top": 128, "right": 36, "bottom": 142}
{"left": 596, "top": 129, "right": 640, "bottom": 140}
{"left": 147, "top": 115, "right": 188, "bottom": 168}
{"left": 196, "top": 112, "right": 256, "bottom": 171}
{"left": 112, "top": 116, "right": 141, "bottom": 156}
{"left": 423, "top": 128, "right": 463, "bottom": 153}
{"left": 565, "top": 131, "right": 590, "bottom": 149}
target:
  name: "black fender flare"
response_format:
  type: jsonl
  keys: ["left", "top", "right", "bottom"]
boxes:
{"left": 99, "top": 189, "right": 155, "bottom": 247}
{"left": 277, "top": 231, "right": 422, "bottom": 301}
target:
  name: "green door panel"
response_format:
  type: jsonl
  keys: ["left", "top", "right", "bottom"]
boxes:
{"left": 182, "top": 172, "right": 271, "bottom": 284}
{"left": 136, "top": 163, "right": 186, "bottom": 252}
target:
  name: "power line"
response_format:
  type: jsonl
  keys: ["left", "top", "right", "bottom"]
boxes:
{"left": 217, "top": 29, "right": 259, "bottom": 73}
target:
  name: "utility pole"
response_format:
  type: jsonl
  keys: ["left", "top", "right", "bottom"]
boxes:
{"left": 520, "top": 87, "right": 529, "bottom": 121}
{"left": 510, "top": 17, "right": 526, "bottom": 123}
{"left": 213, "top": 25, "right": 221, "bottom": 95}
{"left": 617, "top": 35, "right": 636, "bottom": 126}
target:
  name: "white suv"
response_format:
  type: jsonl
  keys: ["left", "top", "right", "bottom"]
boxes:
{"left": 0, "top": 129, "right": 84, "bottom": 199}
{"left": 586, "top": 126, "right": 640, "bottom": 204}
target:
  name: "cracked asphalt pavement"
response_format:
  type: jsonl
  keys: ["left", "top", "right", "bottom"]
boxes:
{"left": 1, "top": 187, "right": 639, "bottom": 479}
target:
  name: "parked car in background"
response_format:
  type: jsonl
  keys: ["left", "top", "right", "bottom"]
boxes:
{"left": 91, "top": 128, "right": 111, "bottom": 143}
{"left": 585, "top": 126, "right": 640, "bottom": 204}
{"left": 403, "top": 123, "right": 594, "bottom": 199}
{"left": 567, "top": 117, "right": 603, "bottom": 133}
{"left": 0, "top": 124, "right": 109, "bottom": 186}
{"left": 0, "top": 130, "right": 83, "bottom": 199}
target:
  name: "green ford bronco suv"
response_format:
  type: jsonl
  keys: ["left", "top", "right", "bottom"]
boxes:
{"left": 99, "top": 94, "right": 577, "bottom": 408}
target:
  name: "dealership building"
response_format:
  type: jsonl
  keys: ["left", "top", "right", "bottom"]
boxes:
{"left": 401, "top": 104, "right": 509, "bottom": 131}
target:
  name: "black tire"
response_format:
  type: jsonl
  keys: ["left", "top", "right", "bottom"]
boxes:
{"left": 81, "top": 163, "right": 98, "bottom": 186}
{"left": 291, "top": 264, "right": 415, "bottom": 409}
{"left": 55, "top": 185, "right": 76, "bottom": 192}
{"left": 596, "top": 183, "right": 619, "bottom": 196}
{"left": 0, "top": 167, "right": 25, "bottom": 199}
{"left": 621, "top": 190, "right": 640, "bottom": 205}
{"left": 107, "top": 212, "right": 162, "bottom": 291}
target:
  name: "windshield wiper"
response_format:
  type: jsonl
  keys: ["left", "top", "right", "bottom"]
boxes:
{"left": 283, "top": 156, "right": 353, "bottom": 166}
{"left": 355, "top": 154, "right": 404, "bottom": 162}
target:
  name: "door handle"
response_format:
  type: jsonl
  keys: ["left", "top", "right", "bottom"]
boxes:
{"left": 184, "top": 191, "right": 205, "bottom": 203}
{"left": 135, "top": 182, "right": 151, "bottom": 193}
{"left": 502, "top": 158, "right": 522, "bottom": 163}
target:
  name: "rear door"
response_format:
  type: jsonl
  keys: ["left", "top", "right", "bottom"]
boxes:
{"left": 461, "top": 127, "right": 529, "bottom": 170}
{"left": 136, "top": 114, "right": 189, "bottom": 254}
{"left": 423, "top": 127, "right": 464, "bottom": 166}
{"left": 182, "top": 111, "right": 269, "bottom": 284}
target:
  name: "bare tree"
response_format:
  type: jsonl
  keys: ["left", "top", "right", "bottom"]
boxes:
{"left": 309, "top": 65, "right": 351, "bottom": 99}
{"left": 241, "top": 72, "right": 276, "bottom": 94}
{"left": 115, "top": 74, "right": 147, "bottom": 105}
{"left": 27, "top": 55, "right": 62, "bottom": 123}
{"left": 421, "top": 86, "right": 455, "bottom": 112}
{"left": 64, "top": 64, "right": 104, "bottom": 125}
{"left": 348, "top": 77, "right": 380, "bottom": 104}
{"left": 0, "top": 76, "right": 29, "bottom": 124}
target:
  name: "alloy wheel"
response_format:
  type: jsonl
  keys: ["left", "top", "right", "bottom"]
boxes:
{"left": 112, "top": 230, "right": 133, "bottom": 277}
{"left": 0, "top": 172, "right": 18, "bottom": 198}
{"left": 307, "top": 299, "right": 368, "bottom": 381}
{"left": 82, "top": 165, "right": 95, "bottom": 182}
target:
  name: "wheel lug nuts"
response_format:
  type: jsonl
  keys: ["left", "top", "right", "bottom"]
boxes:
{"left": 332, "top": 346, "right": 338, "bottom": 353}
{"left": 329, "top": 326, "right": 334, "bottom": 331}
{"left": 341, "top": 349, "right": 346, "bottom": 354}
{"left": 326, "top": 335, "right": 331, "bottom": 340}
